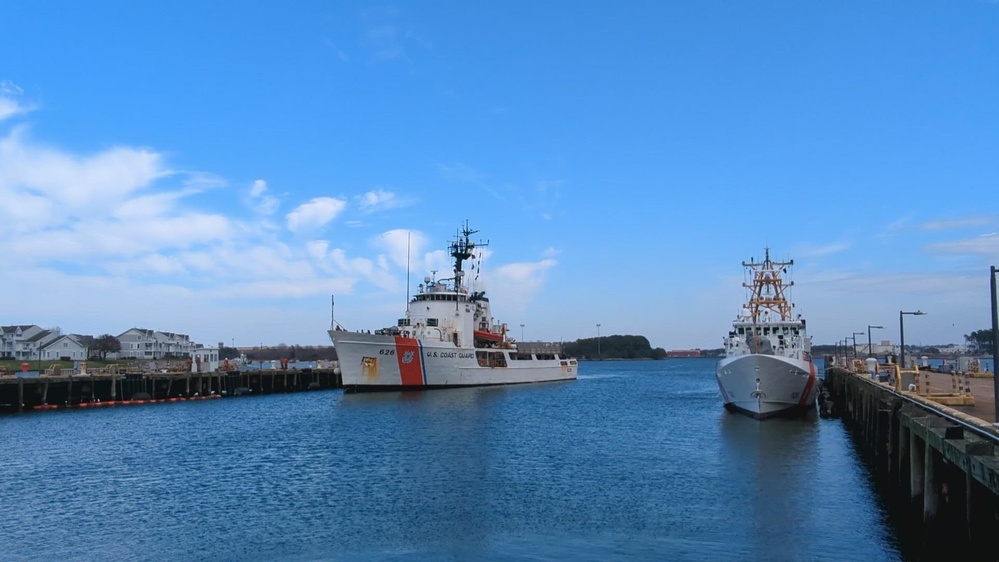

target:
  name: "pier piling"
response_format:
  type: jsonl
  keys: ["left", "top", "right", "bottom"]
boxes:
{"left": 826, "top": 365, "right": 999, "bottom": 558}
{"left": 0, "top": 368, "right": 342, "bottom": 414}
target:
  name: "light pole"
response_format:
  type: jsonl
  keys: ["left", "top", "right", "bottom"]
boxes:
{"left": 851, "top": 332, "right": 865, "bottom": 360}
{"left": 867, "top": 325, "right": 884, "bottom": 358}
{"left": 520, "top": 323, "right": 525, "bottom": 342}
{"left": 899, "top": 310, "right": 926, "bottom": 369}
{"left": 596, "top": 323, "right": 601, "bottom": 360}
{"left": 990, "top": 266, "right": 998, "bottom": 422}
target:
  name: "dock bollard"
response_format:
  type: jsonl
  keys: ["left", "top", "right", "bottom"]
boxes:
{"left": 951, "top": 371, "right": 958, "bottom": 394}
{"left": 964, "top": 372, "right": 972, "bottom": 397}
{"left": 922, "top": 370, "right": 931, "bottom": 396}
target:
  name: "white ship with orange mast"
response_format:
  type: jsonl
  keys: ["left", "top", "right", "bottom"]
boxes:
{"left": 715, "top": 249, "right": 818, "bottom": 419}
{"left": 329, "top": 222, "right": 577, "bottom": 393}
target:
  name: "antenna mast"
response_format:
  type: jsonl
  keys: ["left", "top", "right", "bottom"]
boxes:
{"left": 406, "top": 231, "right": 411, "bottom": 307}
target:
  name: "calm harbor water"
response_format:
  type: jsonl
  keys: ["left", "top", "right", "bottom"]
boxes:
{"left": 1, "top": 359, "right": 910, "bottom": 561}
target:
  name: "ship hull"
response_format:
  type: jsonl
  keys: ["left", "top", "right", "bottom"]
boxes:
{"left": 330, "top": 330, "right": 577, "bottom": 393}
{"left": 715, "top": 354, "right": 818, "bottom": 420}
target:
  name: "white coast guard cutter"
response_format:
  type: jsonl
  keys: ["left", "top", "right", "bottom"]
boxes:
{"left": 715, "top": 249, "right": 818, "bottom": 419}
{"left": 329, "top": 222, "right": 577, "bottom": 392}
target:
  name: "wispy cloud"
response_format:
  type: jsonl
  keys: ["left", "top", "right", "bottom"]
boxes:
{"left": 438, "top": 162, "right": 504, "bottom": 200}
{"left": 0, "top": 127, "right": 169, "bottom": 209}
{"left": 248, "top": 179, "right": 280, "bottom": 216}
{"left": 355, "top": 189, "right": 409, "bottom": 212}
{"left": 793, "top": 242, "right": 852, "bottom": 258}
{"left": 0, "top": 81, "right": 32, "bottom": 121}
{"left": 925, "top": 233, "right": 999, "bottom": 256}
{"left": 921, "top": 216, "right": 995, "bottom": 231}
{"left": 324, "top": 39, "right": 350, "bottom": 63}
{"left": 0, "top": 83, "right": 556, "bottom": 346}
{"left": 366, "top": 25, "right": 405, "bottom": 60}
{"left": 286, "top": 196, "right": 347, "bottom": 232}
{"left": 360, "top": 7, "right": 431, "bottom": 63}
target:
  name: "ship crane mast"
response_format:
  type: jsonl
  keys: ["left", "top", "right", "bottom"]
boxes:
{"left": 743, "top": 248, "right": 794, "bottom": 323}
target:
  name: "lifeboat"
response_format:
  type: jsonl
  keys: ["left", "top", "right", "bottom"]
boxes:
{"left": 473, "top": 330, "right": 503, "bottom": 343}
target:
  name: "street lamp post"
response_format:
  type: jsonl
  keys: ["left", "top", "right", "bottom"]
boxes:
{"left": 867, "top": 325, "right": 884, "bottom": 358}
{"left": 899, "top": 310, "right": 926, "bottom": 369}
{"left": 596, "top": 323, "right": 601, "bottom": 360}
{"left": 851, "top": 332, "right": 865, "bottom": 360}
{"left": 990, "top": 266, "right": 998, "bottom": 422}
{"left": 520, "top": 323, "right": 525, "bottom": 342}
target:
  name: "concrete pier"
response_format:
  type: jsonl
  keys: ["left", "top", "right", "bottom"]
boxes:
{"left": 0, "top": 368, "right": 342, "bottom": 414}
{"left": 824, "top": 365, "right": 999, "bottom": 559}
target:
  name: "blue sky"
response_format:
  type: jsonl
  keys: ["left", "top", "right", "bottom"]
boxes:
{"left": 1, "top": 1, "right": 997, "bottom": 350}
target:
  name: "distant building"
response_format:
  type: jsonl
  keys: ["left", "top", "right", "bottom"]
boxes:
{"left": 41, "top": 334, "right": 91, "bottom": 361}
{"left": 191, "top": 343, "right": 222, "bottom": 373}
{"left": 666, "top": 349, "right": 701, "bottom": 358}
{"left": 1, "top": 325, "right": 62, "bottom": 360}
{"left": 3, "top": 323, "right": 214, "bottom": 365}
{"left": 115, "top": 328, "right": 194, "bottom": 359}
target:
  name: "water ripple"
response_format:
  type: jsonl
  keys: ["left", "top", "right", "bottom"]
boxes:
{"left": 0, "top": 360, "right": 903, "bottom": 561}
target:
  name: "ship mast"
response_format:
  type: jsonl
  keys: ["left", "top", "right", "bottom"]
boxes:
{"left": 450, "top": 220, "right": 487, "bottom": 292}
{"left": 743, "top": 248, "right": 794, "bottom": 322}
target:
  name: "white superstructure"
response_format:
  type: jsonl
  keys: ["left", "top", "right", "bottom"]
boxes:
{"left": 329, "top": 222, "right": 577, "bottom": 392}
{"left": 715, "top": 249, "right": 818, "bottom": 419}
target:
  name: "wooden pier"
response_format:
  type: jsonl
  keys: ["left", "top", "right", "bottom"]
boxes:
{"left": 0, "top": 368, "right": 342, "bottom": 414}
{"left": 824, "top": 363, "right": 999, "bottom": 559}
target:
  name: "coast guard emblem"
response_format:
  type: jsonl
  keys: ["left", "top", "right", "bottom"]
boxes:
{"left": 402, "top": 350, "right": 415, "bottom": 364}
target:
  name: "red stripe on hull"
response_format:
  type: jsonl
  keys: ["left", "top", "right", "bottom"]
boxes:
{"left": 797, "top": 363, "right": 818, "bottom": 407}
{"left": 394, "top": 336, "right": 424, "bottom": 386}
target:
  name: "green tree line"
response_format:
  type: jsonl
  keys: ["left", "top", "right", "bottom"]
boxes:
{"left": 964, "top": 329, "right": 995, "bottom": 353}
{"left": 562, "top": 335, "right": 667, "bottom": 360}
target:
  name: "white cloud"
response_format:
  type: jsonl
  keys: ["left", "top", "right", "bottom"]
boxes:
{"left": 480, "top": 258, "right": 557, "bottom": 317}
{"left": 248, "top": 179, "right": 280, "bottom": 216}
{"left": 0, "top": 126, "right": 168, "bottom": 209}
{"left": 0, "top": 81, "right": 32, "bottom": 121}
{"left": 373, "top": 228, "right": 425, "bottom": 269}
{"left": 286, "top": 196, "right": 346, "bottom": 232}
{"left": 0, "top": 98, "right": 23, "bottom": 122}
{"left": 0, "top": 88, "right": 562, "bottom": 346}
{"left": 356, "top": 189, "right": 405, "bottom": 212}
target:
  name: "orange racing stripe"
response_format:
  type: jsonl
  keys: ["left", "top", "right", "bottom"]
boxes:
{"left": 395, "top": 336, "right": 425, "bottom": 386}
